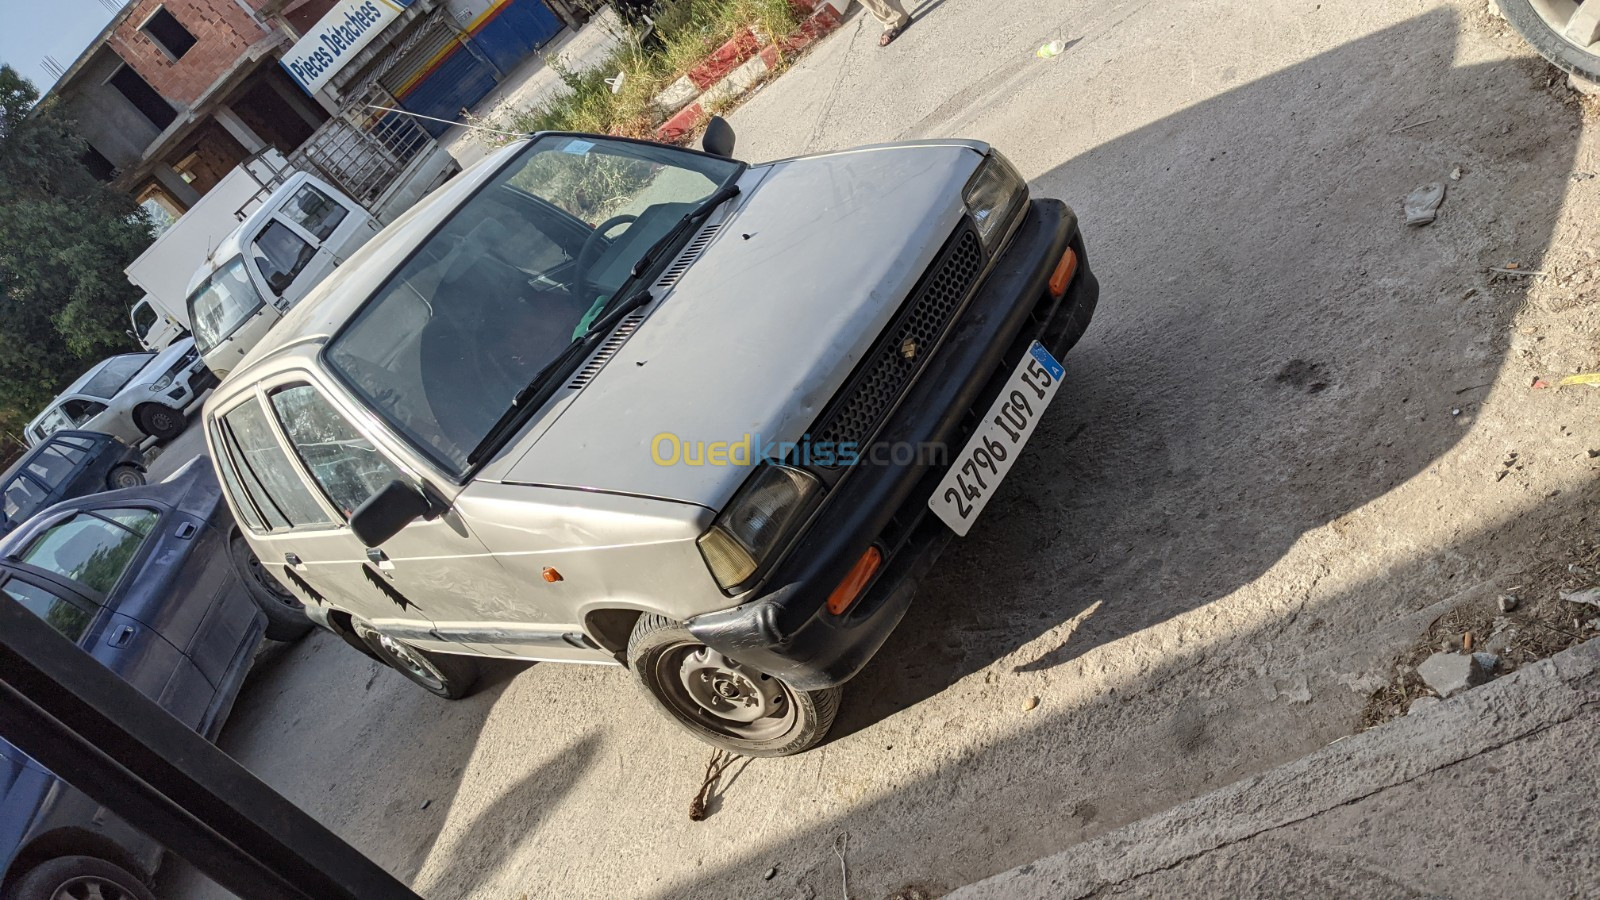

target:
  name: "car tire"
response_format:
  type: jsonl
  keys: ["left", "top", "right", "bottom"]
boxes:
{"left": 626, "top": 614, "right": 840, "bottom": 757}
{"left": 10, "top": 855, "right": 154, "bottom": 900}
{"left": 228, "top": 535, "right": 313, "bottom": 642}
{"left": 106, "top": 464, "right": 146, "bottom": 490}
{"left": 352, "top": 618, "right": 479, "bottom": 699}
{"left": 134, "top": 403, "right": 185, "bottom": 442}
{"left": 1496, "top": 0, "right": 1600, "bottom": 81}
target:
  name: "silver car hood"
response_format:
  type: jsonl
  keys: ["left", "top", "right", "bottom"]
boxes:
{"left": 481, "top": 143, "right": 985, "bottom": 509}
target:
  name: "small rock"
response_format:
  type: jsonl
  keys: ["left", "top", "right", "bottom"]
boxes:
{"left": 1472, "top": 652, "right": 1500, "bottom": 673}
{"left": 1588, "top": 449, "right": 1600, "bottom": 459}
{"left": 1417, "top": 651, "right": 1492, "bottom": 698}
{"left": 1497, "top": 593, "right": 1518, "bottom": 612}
{"left": 1451, "top": 407, "right": 1462, "bottom": 416}
{"left": 420, "top": 799, "right": 432, "bottom": 810}
{"left": 1408, "top": 696, "right": 1442, "bottom": 716}
{"left": 764, "top": 866, "right": 778, "bottom": 881}
{"left": 1449, "top": 166, "right": 1462, "bottom": 181}
{"left": 1023, "top": 695, "right": 1040, "bottom": 712}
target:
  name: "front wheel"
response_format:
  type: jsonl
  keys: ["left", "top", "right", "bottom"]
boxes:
{"left": 352, "top": 618, "right": 479, "bottom": 699}
{"left": 626, "top": 614, "right": 840, "bottom": 757}
{"left": 11, "top": 855, "right": 154, "bottom": 900}
{"left": 228, "top": 535, "right": 312, "bottom": 642}
{"left": 135, "top": 403, "right": 185, "bottom": 441}
{"left": 106, "top": 464, "right": 145, "bottom": 490}
{"left": 1496, "top": 0, "right": 1600, "bottom": 81}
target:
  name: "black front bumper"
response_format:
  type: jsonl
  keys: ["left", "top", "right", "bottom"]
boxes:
{"left": 686, "top": 200, "right": 1099, "bottom": 690}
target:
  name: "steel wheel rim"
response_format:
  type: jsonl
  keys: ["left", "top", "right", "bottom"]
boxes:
{"left": 51, "top": 874, "right": 138, "bottom": 900}
{"left": 652, "top": 641, "right": 798, "bottom": 742}
{"left": 244, "top": 549, "right": 300, "bottom": 609}
{"left": 147, "top": 408, "right": 178, "bottom": 432}
{"left": 1526, "top": 0, "right": 1600, "bottom": 52}
{"left": 112, "top": 471, "right": 141, "bottom": 488}
{"left": 375, "top": 632, "right": 446, "bottom": 692}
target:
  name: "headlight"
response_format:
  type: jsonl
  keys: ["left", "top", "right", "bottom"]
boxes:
{"left": 963, "top": 151, "right": 1028, "bottom": 252}
{"left": 149, "top": 375, "right": 173, "bottom": 392}
{"left": 697, "top": 464, "right": 821, "bottom": 592}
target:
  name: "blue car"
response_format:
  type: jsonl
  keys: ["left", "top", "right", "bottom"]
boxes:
{"left": 0, "top": 432, "right": 148, "bottom": 539}
{"left": 0, "top": 459, "right": 309, "bottom": 900}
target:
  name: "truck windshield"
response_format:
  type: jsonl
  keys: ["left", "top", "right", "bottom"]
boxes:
{"left": 325, "top": 135, "right": 742, "bottom": 476}
{"left": 189, "top": 257, "right": 266, "bottom": 355}
{"left": 82, "top": 353, "right": 155, "bottom": 400}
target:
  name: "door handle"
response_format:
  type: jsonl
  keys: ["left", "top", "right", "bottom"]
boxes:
{"left": 284, "top": 553, "right": 303, "bottom": 569}
{"left": 174, "top": 522, "right": 198, "bottom": 540}
{"left": 366, "top": 548, "right": 393, "bottom": 570}
{"left": 109, "top": 624, "right": 137, "bottom": 648}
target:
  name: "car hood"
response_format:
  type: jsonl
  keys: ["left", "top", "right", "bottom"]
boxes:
{"left": 133, "top": 337, "right": 196, "bottom": 386}
{"left": 480, "top": 142, "right": 986, "bottom": 509}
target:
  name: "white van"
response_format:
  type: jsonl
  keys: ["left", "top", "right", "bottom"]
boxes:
{"left": 185, "top": 173, "right": 381, "bottom": 376}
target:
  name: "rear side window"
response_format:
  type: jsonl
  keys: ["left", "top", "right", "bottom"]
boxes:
{"left": 25, "top": 446, "right": 78, "bottom": 486}
{"left": 61, "top": 399, "right": 109, "bottom": 425}
{"left": 4, "top": 580, "right": 94, "bottom": 641}
{"left": 282, "top": 184, "right": 348, "bottom": 241}
{"left": 269, "top": 384, "right": 405, "bottom": 517}
{"left": 3, "top": 477, "right": 49, "bottom": 521}
{"left": 21, "top": 508, "right": 158, "bottom": 595}
{"left": 214, "top": 397, "right": 332, "bottom": 532}
{"left": 253, "top": 221, "right": 316, "bottom": 294}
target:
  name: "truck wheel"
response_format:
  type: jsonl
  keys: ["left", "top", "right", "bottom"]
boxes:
{"left": 134, "top": 404, "right": 185, "bottom": 441}
{"left": 1496, "top": 0, "right": 1600, "bottom": 81}
{"left": 626, "top": 614, "right": 840, "bottom": 757}
{"left": 228, "top": 535, "right": 313, "bottom": 642}
{"left": 11, "top": 855, "right": 154, "bottom": 900}
{"left": 106, "top": 464, "right": 146, "bottom": 490}
{"left": 352, "top": 618, "right": 479, "bottom": 699}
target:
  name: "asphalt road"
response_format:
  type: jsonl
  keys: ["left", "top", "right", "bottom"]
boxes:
{"left": 162, "top": 1, "right": 1600, "bottom": 897}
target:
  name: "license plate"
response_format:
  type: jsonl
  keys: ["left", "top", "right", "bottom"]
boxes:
{"left": 928, "top": 342, "right": 1065, "bottom": 535}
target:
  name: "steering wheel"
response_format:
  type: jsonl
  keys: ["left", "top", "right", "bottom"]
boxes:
{"left": 574, "top": 214, "right": 638, "bottom": 302}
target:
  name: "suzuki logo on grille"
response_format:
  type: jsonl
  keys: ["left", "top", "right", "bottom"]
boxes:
{"left": 900, "top": 337, "right": 918, "bottom": 361}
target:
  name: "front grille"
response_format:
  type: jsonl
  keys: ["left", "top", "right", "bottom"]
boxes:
{"left": 807, "top": 226, "right": 983, "bottom": 461}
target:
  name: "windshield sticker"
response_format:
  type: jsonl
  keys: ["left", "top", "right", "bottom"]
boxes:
{"left": 563, "top": 139, "right": 595, "bottom": 155}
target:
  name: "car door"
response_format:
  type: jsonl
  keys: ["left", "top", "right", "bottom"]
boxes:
{"left": 1, "top": 512, "right": 213, "bottom": 729}
{"left": 208, "top": 386, "right": 452, "bottom": 647}
{"left": 276, "top": 179, "right": 376, "bottom": 276}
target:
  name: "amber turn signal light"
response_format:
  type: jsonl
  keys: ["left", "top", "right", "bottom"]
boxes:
{"left": 542, "top": 567, "right": 563, "bottom": 583}
{"left": 1049, "top": 248, "right": 1079, "bottom": 298}
{"left": 826, "top": 546, "right": 883, "bottom": 615}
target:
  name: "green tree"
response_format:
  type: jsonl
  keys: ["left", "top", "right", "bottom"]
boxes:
{"left": 0, "top": 64, "right": 152, "bottom": 446}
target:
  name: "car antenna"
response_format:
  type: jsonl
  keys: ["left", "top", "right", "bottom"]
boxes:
{"left": 364, "top": 105, "right": 528, "bottom": 138}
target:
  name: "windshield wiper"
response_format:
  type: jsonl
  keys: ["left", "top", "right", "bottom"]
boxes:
{"left": 610, "top": 181, "right": 741, "bottom": 300}
{"left": 466, "top": 289, "right": 654, "bottom": 467}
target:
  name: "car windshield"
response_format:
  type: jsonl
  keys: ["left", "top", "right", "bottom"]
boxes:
{"left": 325, "top": 135, "right": 741, "bottom": 476}
{"left": 81, "top": 353, "right": 155, "bottom": 400}
{"left": 188, "top": 257, "right": 267, "bottom": 355}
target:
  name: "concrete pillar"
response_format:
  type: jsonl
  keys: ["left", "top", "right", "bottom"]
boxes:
{"left": 214, "top": 106, "right": 268, "bottom": 153}
{"left": 151, "top": 164, "right": 203, "bottom": 209}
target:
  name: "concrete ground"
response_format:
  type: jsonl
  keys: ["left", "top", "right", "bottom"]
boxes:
{"left": 954, "top": 638, "right": 1600, "bottom": 899}
{"left": 162, "top": 0, "right": 1600, "bottom": 897}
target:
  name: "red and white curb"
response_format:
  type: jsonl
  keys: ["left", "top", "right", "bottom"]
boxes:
{"left": 652, "top": 0, "right": 848, "bottom": 142}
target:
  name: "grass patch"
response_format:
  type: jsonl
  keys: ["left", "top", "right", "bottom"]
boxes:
{"left": 502, "top": 0, "right": 802, "bottom": 140}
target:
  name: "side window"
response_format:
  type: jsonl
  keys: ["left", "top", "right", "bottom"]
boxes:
{"left": 34, "top": 407, "right": 73, "bottom": 439}
{"left": 25, "top": 446, "right": 78, "bottom": 486}
{"left": 20, "top": 508, "right": 158, "bottom": 595}
{"left": 269, "top": 384, "right": 405, "bottom": 518}
{"left": 61, "top": 399, "right": 108, "bottom": 425}
{"left": 132, "top": 302, "right": 159, "bottom": 340}
{"left": 215, "top": 397, "right": 333, "bottom": 532}
{"left": 3, "top": 477, "right": 49, "bottom": 521}
{"left": 281, "top": 185, "right": 348, "bottom": 241}
{"left": 4, "top": 580, "right": 94, "bottom": 642}
{"left": 252, "top": 221, "right": 317, "bottom": 295}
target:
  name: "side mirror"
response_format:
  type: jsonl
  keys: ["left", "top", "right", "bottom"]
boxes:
{"left": 349, "top": 480, "right": 439, "bottom": 548}
{"left": 702, "top": 115, "right": 736, "bottom": 158}
{"left": 266, "top": 270, "right": 293, "bottom": 295}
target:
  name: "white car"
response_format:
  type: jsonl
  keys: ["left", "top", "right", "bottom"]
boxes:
{"left": 204, "top": 127, "right": 1099, "bottom": 756}
{"left": 27, "top": 338, "right": 216, "bottom": 447}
